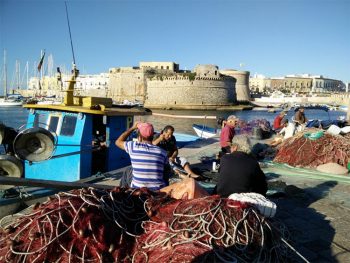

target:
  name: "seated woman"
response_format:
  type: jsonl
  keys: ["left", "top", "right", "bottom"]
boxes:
{"left": 270, "top": 119, "right": 295, "bottom": 146}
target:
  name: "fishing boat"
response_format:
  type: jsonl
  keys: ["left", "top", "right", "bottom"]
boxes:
{"left": 0, "top": 65, "right": 153, "bottom": 217}
{"left": 192, "top": 124, "right": 218, "bottom": 139}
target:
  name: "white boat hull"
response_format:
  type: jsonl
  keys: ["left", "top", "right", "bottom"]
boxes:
{"left": 0, "top": 99, "right": 23, "bottom": 107}
{"left": 193, "top": 126, "right": 217, "bottom": 139}
{"left": 339, "top": 106, "right": 348, "bottom": 112}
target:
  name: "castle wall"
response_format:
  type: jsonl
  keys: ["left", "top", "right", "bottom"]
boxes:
{"left": 108, "top": 68, "right": 146, "bottom": 102}
{"left": 144, "top": 76, "right": 235, "bottom": 109}
{"left": 220, "top": 70, "right": 250, "bottom": 102}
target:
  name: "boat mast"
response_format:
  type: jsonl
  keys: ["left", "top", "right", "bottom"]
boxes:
{"left": 16, "top": 60, "right": 20, "bottom": 90}
{"left": 26, "top": 61, "right": 29, "bottom": 89}
{"left": 3, "top": 49, "right": 7, "bottom": 98}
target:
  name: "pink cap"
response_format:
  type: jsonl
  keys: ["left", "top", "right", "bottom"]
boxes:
{"left": 137, "top": 122, "right": 154, "bottom": 138}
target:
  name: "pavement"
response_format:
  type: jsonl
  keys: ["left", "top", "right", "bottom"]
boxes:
{"left": 179, "top": 137, "right": 350, "bottom": 263}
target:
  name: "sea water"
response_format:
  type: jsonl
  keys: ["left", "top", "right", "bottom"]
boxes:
{"left": 0, "top": 106, "right": 346, "bottom": 135}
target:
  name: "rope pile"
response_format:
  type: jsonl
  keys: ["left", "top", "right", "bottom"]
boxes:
{"left": 274, "top": 129, "right": 350, "bottom": 168}
{"left": 0, "top": 189, "right": 294, "bottom": 262}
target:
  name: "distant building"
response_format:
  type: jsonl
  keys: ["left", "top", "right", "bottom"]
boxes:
{"left": 271, "top": 76, "right": 313, "bottom": 94}
{"left": 249, "top": 74, "right": 271, "bottom": 93}
{"left": 26, "top": 73, "right": 109, "bottom": 97}
{"left": 139, "top": 62, "right": 179, "bottom": 72}
{"left": 252, "top": 74, "right": 345, "bottom": 94}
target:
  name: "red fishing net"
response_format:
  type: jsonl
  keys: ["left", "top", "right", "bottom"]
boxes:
{"left": 274, "top": 129, "right": 350, "bottom": 168}
{"left": 136, "top": 195, "right": 290, "bottom": 262}
{"left": 0, "top": 187, "right": 162, "bottom": 262}
{"left": 0, "top": 188, "right": 293, "bottom": 262}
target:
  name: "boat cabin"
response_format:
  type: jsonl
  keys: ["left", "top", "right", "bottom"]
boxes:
{"left": 18, "top": 98, "right": 151, "bottom": 182}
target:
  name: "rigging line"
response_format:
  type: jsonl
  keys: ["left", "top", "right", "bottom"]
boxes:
{"left": 64, "top": 1, "right": 76, "bottom": 66}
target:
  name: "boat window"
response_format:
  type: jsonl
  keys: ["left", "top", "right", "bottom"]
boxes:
{"left": 60, "top": 115, "right": 77, "bottom": 136}
{"left": 48, "top": 116, "right": 59, "bottom": 133}
{"left": 33, "top": 114, "right": 48, "bottom": 128}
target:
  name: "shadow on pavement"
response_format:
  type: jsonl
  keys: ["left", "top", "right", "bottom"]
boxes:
{"left": 270, "top": 180, "right": 338, "bottom": 262}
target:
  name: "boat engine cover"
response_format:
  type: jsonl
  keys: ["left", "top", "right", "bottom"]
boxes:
{"left": 0, "top": 155, "right": 23, "bottom": 190}
{"left": 14, "top": 127, "right": 55, "bottom": 162}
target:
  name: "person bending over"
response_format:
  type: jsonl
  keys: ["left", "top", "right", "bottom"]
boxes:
{"left": 273, "top": 110, "right": 287, "bottom": 132}
{"left": 214, "top": 135, "right": 267, "bottom": 198}
{"left": 153, "top": 125, "right": 200, "bottom": 179}
{"left": 115, "top": 122, "right": 168, "bottom": 191}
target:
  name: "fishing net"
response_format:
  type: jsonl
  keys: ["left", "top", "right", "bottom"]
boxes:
{"left": 0, "top": 187, "right": 163, "bottom": 262}
{"left": 0, "top": 188, "right": 294, "bottom": 262}
{"left": 274, "top": 129, "right": 350, "bottom": 168}
{"left": 135, "top": 195, "right": 292, "bottom": 263}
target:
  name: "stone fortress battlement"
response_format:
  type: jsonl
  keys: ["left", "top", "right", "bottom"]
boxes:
{"left": 108, "top": 62, "right": 250, "bottom": 109}
{"left": 20, "top": 61, "right": 251, "bottom": 109}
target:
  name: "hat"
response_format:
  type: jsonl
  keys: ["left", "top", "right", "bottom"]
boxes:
{"left": 137, "top": 122, "right": 154, "bottom": 138}
{"left": 227, "top": 115, "right": 238, "bottom": 121}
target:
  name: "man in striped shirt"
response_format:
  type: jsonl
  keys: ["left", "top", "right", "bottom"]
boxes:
{"left": 115, "top": 121, "right": 168, "bottom": 191}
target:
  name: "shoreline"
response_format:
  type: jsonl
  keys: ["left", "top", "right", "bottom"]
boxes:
{"left": 146, "top": 104, "right": 253, "bottom": 111}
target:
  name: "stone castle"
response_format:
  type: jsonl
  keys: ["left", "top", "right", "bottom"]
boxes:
{"left": 108, "top": 62, "right": 250, "bottom": 109}
{"left": 21, "top": 62, "right": 250, "bottom": 109}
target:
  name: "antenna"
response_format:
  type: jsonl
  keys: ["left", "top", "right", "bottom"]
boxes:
{"left": 65, "top": 1, "right": 76, "bottom": 66}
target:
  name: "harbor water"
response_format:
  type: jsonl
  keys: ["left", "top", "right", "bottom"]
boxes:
{"left": 0, "top": 106, "right": 346, "bottom": 135}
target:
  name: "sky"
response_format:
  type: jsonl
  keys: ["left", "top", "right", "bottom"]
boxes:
{"left": 0, "top": 0, "right": 349, "bottom": 91}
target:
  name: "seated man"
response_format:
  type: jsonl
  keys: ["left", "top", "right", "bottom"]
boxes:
{"left": 214, "top": 135, "right": 267, "bottom": 198}
{"left": 294, "top": 106, "right": 308, "bottom": 132}
{"left": 115, "top": 121, "right": 168, "bottom": 191}
{"left": 153, "top": 125, "right": 200, "bottom": 179}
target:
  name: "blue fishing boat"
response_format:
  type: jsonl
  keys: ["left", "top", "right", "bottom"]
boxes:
{"left": 0, "top": 66, "right": 152, "bottom": 217}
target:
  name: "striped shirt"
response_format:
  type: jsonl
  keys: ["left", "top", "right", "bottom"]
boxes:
{"left": 124, "top": 141, "right": 168, "bottom": 190}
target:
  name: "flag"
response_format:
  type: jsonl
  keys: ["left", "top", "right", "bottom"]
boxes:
{"left": 37, "top": 51, "right": 45, "bottom": 72}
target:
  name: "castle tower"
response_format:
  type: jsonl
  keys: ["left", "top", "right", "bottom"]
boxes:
{"left": 220, "top": 69, "right": 250, "bottom": 102}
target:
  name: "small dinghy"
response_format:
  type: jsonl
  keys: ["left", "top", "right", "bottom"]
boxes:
{"left": 192, "top": 124, "right": 217, "bottom": 139}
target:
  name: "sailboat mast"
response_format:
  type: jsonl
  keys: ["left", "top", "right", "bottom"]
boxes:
{"left": 16, "top": 60, "right": 20, "bottom": 90}
{"left": 26, "top": 61, "right": 29, "bottom": 89}
{"left": 3, "top": 50, "right": 7, "bottom": 98}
